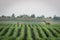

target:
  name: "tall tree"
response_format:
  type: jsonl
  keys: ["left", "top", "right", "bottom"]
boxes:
{"left": 31, "top": 14, "right": 35, "bottom": 18}
{"left": 12, "top": 13, "right": 15, "bottom": 18}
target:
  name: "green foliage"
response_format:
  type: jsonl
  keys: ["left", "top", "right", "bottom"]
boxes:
{"left": 0, "top": 23, "right": 60, "bottom": 40}
{"left": 31, "top": 14, "right": 35, "bottom": 18}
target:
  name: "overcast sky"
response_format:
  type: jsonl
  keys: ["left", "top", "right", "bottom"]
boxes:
{"left": 0, "top": 0, "right": 60, "bottom": 17}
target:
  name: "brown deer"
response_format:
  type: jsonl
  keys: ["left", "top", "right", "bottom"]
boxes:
{"left": 17, "top": 22, "right": 19, "bottom": 26}
{"left": 44, "top": 21, "right": 51, "bottom": 25}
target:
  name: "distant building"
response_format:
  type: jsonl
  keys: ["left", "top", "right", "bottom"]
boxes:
{"left": 37, "top": 15, "right": 45, "bottom": 19}
{"left": 20, "top": 15, "right": 30, "bottom": 18}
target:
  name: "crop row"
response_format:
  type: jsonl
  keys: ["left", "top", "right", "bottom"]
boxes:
{"left": 0, "top": 24, "right": 60, "bottom": 40}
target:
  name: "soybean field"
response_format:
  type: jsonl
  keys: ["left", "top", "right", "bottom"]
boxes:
{"left": 0, "top": 23, "right": 60, "bottom": 40}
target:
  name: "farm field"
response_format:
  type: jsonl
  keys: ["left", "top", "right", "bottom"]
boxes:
{"left": 0, "top": 23, "right": 60, "bottom": 40}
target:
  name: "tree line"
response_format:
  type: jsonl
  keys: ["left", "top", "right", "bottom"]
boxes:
{"left": 0, "top": 13, "right": 60, "bottom": 19}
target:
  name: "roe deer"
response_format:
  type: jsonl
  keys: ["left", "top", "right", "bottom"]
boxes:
{"left": 44, "top": 21, "right": 50, "bottom": 25}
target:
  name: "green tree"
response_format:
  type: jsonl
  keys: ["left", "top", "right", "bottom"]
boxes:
{"left": 31, "top": 14, "right": 35, "bottom": 18}
{"left": 1, "top": 15, "right": 6, "bottom": 18}
{"left": 12, "top": 13, "right": 15, "bottom": 18}
{"left": 49, "top": 17, "right": 52, "bottom": 19}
